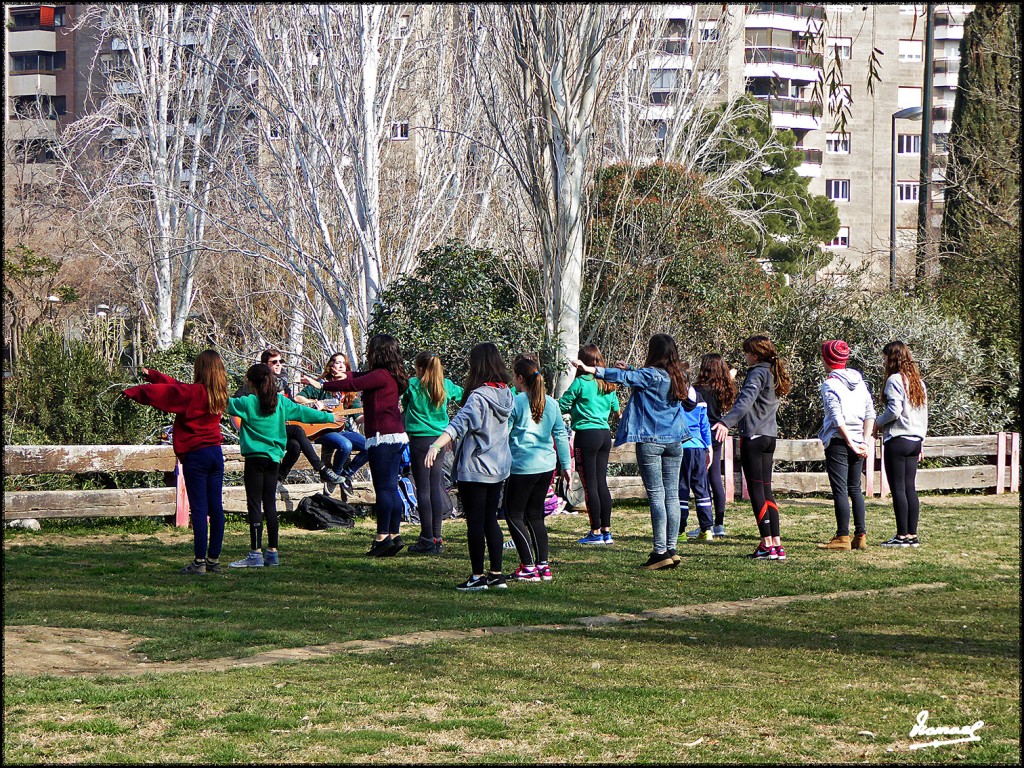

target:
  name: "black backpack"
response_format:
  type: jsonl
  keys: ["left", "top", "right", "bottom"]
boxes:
{"left": 293, "top": 492, "right": 358, "bottom": 530}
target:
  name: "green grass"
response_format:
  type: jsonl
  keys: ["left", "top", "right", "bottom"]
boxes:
{"left": 3, "top": 495, "right": 1020, "bottom": 763}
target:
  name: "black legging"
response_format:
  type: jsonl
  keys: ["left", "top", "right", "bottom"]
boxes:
{"left": 708, "top": 440, "right": 726, "bottom": 527}
{"left": 884, "top": 436, "right": 921, "bottom": 536}
{"left": 458, "top": 480, "right": 505, "bottom": 575}
{"left": 505, "top": 471, "right": 554, "bottom": 566}
{"left": 409, "top": 435, "right": 447, "bottom": 541}
{"left": 740, "top": 436, "right": 779, "bottom": 539}
{"left": 279, "top": 424, "right": 324, "bottom": 478}
{"left": 574, "top": 429, "right": 613, "bottom": 531}
{"left": 243, "top": 455, "right": 280, "bottom": 550}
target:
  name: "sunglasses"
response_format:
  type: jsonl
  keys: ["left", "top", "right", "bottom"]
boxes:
{"left": 268, "top": 359, "right": 283, "bottom": 365}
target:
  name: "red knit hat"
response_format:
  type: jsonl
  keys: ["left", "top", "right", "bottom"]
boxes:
{"left": 822, "top": 339, "right": 850, "bottom": 369}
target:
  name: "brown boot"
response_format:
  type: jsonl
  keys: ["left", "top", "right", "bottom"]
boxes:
{"left": 816, "top": 535, "right": 852, "bottom": 550}
{"left": 851, "top": 533, "right": 868, "bottom": 550}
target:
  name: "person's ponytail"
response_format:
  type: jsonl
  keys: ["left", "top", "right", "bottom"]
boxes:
{"left": 514, "top": 358, "right": 546, "bottom": 423}
{"left": 415, "top": 351, "right": 447, "bottom": 408}
{"left": 246, "top": 363, "right": 279, "bottom": 416}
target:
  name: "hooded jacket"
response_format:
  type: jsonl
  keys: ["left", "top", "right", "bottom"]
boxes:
{"left": 817, "top": 367, "right": 876, "bottom": 447}
{"left": 876, "top": 373, "right": 928, "bottom": 443}
{"left": 443, "top": 384, "right": 515, "bottom": 483}
{"left": 720, "top": 362, "right": 779, "bottom": 438}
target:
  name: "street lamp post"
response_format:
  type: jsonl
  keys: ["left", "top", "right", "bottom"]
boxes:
{"left": 890, "top": 106, "right": 924, "bottom": 289}
{"left": 46, "top": 295, "right": 61, "bottom": 321}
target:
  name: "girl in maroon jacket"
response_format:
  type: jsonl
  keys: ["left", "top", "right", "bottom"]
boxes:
{"left": 123, "top": 350, "right": 229, "bottom": 575}
{"left": 323, "top": 334, "right": 410, "bottom": 557}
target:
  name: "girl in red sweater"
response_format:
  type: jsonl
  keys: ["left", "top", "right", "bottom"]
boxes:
{"left": 323, "top": 334, "right": 410, "bottom": 557}
{"left": 123, "top": 350, "right": 229, "bottom": 575}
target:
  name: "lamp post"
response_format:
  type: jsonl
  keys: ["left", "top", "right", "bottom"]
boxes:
{"left": 46, "top": 294, "right": 61, "bottom": 320}
{"left": 890, "top": 106, "right": 924, "bottom": 289}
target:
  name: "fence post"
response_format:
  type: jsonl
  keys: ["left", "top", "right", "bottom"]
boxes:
{"left": 738, "top": 438, "right": 749, "bottom": 500}
{"left": 864, "top": 436, "right": 876, "bottom": 497}
{"left": 995, "top": 432, "right": 1006, "bottom": 494}
{"left": 878, "top": 439, "right": 889, "bottom": 498}
{"left": 174, "top": 460, "right": 190, "bottom": 528}
{"left": 1012, "top": 432, "right": 1020, "bottom": 494}
{"left": 724, "top": 436, "right": 735, "bottom": 501}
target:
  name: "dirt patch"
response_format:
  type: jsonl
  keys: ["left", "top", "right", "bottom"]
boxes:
{"left": 3, "top": 582, "right": 946, "bottom": 678}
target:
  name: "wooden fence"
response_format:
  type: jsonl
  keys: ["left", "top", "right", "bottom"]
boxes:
{"left": 3, "top": 433, "right": 1019, "bottom": 524}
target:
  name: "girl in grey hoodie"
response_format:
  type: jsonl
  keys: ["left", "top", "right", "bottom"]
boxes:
{"left": 426, "top": 343, "right": 514, "bottom": 590}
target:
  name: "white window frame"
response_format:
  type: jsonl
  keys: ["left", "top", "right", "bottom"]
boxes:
{"left": 825, "top": 132, "right": 850, "bottom": 154}
{"left": 897, "top": 133, "right": 921, "bottom": 155}
{"left": 899, "top": 39, "right": 924, "bottom": 63}
{"left": 897, "top": 181, "right": 920, "bottom": 203}
{"left": 826, "top": 226, "right": 850, "bottom": 249}
{"left": 391, "top": 121, "right": 410, "bottom": 141}
{"left": 827, "top": 36, "right": 852, "bottom": 61}
{"left": 826, "top": 178, "right": 850, "bottom": 202}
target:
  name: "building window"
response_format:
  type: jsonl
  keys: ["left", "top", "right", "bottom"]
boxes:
{"left": 54, "top": 7, "right": 66, "bottom": 27}
{"left": 897, "top": 133, "right": 921, "bottom": 155}
{"left": 826, "top": 226, "right": 850, "bottom": 248}
{"left": 897, "top": 181, "right": 919, "bottom": 202}
{"left": 698, "top": 20, "right": 719, "bottom": 42}
{"left": 825, "top": 132, "right": 850, "bottom": 154}
{"left": 825, "top": 179, "right": 850, "bottom": 202}
{"left": 898, "top": 86, "right": 922, "bottom": 109}
{"left": 9, "top": 94, "right": 66, "bottom": 118}
{"left": 899, "top": 39, "right": 923, "bottom": 63}
{"left": 649, "top": 68, "right": 678, "bottom": 104}
{"left": 10, "top": 51, "right": 67, "bottom": 72}
{"left": 933, "top": 133, "right": 950, "bottom": 154}
{"left": 391, "top": 121, "right": 409, "bottom": 141}
{"left": 827, "top": 37, "right": 852, "bottom": 60}
{"left": 394, "top": 14, "right": 411, "bottom": 38}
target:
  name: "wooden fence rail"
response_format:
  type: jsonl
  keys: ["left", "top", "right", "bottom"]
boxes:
{"left": 3, "top": 433, "right": 1018, "bottom": 524}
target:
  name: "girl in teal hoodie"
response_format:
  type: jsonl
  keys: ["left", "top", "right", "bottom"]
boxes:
{"left": 226, "top": 363, "right": 341, "bottom": 568}
{"left": 506, "top": 357, "right": 571, "bottom": 582}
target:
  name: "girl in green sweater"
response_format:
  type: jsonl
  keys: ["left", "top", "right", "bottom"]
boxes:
{"left": 226, "top": 363, "right": 342, "bottom": 568}
{"left": 402, "top": 351, "right": 463, "bottom": 554}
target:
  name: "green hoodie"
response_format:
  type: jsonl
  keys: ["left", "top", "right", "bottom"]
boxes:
{"left": 401, "top": 376, "right": 464, "bottom": 437}
{"left": 558, "top": 374, "right": 619, "bottom": 431}
{"left": 227, "top": 393, "right": 336, "bottom": 462}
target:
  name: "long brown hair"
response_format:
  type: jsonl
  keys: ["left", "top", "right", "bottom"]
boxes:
{"left": 365, "top": 334, "right": 409, "bottom": 395}
{"left": 514, "top": 357, "right": 546, "bottom": 423}
{"left": 643, "top": 333, "right": 688, "bottom": 402}
{"left": 321, "top": 352, "right": 355, "bottom": 408}
{"left": 194, "top": 349, "right": 228, "bottom": 415}
{"left": 695, "top": 353, "right": 737, "bottom": 412}
{"left": 414, "top": 351, "right": 447, "bottom": 408}
{"left": 577, "top": 344, "right": 616, "bottom": 395}
{"left": 883, "top": 341, "right": 926, "bottom": 408}
{"left": 462, "top": 342, "right": 511, "bottom": 405}
{"left": 742, "top": 335, "right": 792, "bottom": 397}
{"left": 246, "top": 363, "right": 278, "bottom": 416}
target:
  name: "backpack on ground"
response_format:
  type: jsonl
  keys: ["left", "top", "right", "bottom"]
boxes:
{"left": 293, "top": 492, "right": 358, "bottom": 530}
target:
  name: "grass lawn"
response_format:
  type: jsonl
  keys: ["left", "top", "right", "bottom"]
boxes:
{"left": 3, "top": 494, "right": 1020, "bottom": 763}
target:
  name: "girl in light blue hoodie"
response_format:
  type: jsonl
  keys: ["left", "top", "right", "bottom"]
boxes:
{"left": 505, "top": 357, "right": 571, "bottom": 582}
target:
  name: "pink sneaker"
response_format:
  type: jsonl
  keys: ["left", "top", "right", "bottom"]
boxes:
{"left": 771, "top": 546, "right": 787, "bottom": 561}
{"left": 512, "top": 564, "right": 540, "bottom": 582}
{"left": 536, "top": 563, "right": 552, "bottom": 581}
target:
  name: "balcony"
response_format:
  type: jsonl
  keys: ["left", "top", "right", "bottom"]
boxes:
{"left": 758, "top": 96, "right": 821, "bottom": 130}
{"left": 934, "top": 11, "right": 965, "bottom": 40}
{"left": 8, "top": 74, "right": 58, "bottom": 98}
{"left": 932, "top": 57, "right": 961, "bottom": 88}
{"left": 746, "top": 4, "right": 824, "bottom": 33}
{"left": 745, "top": 46, "right": 822, "bottom": 82}
{"left": 795, "top": 147, "right": 822, "bottom": 177}
{"left": 749, "top": 4, "right": 825, "bottom": 20}
{"left": 7, "top": 29, "right": 57, "bottom": 53}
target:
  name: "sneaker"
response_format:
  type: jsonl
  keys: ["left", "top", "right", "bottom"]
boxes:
{"left": 907, "top": 536, "right": 920, "bottom": 547}
{"left": 747, "top": 544, "right": 773, "bottom": 560}
{"left": 577, "top": 531, "right": 605, "bottom": 545}
{"left": 712, "top": 525, "right": 727, "bottom": 538}
{"left": 179, "top": 559, "right": 207, "bottom": 575}
{"left": 602, "top": 531, "right": 614, "bottom": 544}
{"left": 696, "top": 529, "right": 714, "bottom": 542}
{"left": 485, "top": 573, "right": 509, "bottom": 589}
{"left": 340, "top": 473, "right": 355, "bottom": 494}
{"left": 667, "top": 549, "right": 681, "bottom": 565}
{"left": 320, "top": 466, "right": 343, "bottom": 485}
{"left": 383, "top": 536, "right": 404, "bottom": 556}
{"left": 456, "top": 575, "right": 489, "bottom": 591}
{"left": 430, "top": 539, "right": 445, "bottom": 555}
{"left": 685, "top": 528, "right": 701, "bottom": 539}
{"left": 512, "top": 563, "right": 541, "bottom": 582}
{"left": 642, "top": 551, "right": 675, "bottom": 570}
{"left": 407, "top": 537, "right": 434, "bottom": 554}
{"left": 230, "top": 551, "right": 265, "bottom": 568}
{"left": 264, "top": 550, "right": 280, "bottom": 566}
{"left": 204, "top": 558, "right": 222, "bottom": 574}
{"left": 536, "top": 563, "right": 552, "bottom": 581}
{"left": 851, "top": 533, "right": 868, "bottom": 550}
{"left": 817, "top": 535, "right": 852, "bottom": 551}
{"left": 880, "top": 536, "right": 909, "bottom": 548}
{"left": 324, "top": 478, "right": 338, "bottom": 495}
{"left": 366, "top": 538, "right": 393, "bottom": 557}
{"left": 503, "top": 539, "right": 517, "bottom": 550}
{"left": 772, "top": 546, "right": 787, "bottom": 561}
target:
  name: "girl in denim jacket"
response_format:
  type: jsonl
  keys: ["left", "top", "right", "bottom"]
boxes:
{"left": 572, "top": 334, "right": 696, "bottom": 570}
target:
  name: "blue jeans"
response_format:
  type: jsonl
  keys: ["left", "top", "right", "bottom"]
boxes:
{"left": 318, "top": 430, "right": 367, "bottom": 473}
{"left": 368, "top": 442, "right": 406, "bottom": 535}
{"left": 179, "top": 445, "right": 225, "bottom": 561}
{"left": 635, "top": 441, "right": 683, "bottom": 553}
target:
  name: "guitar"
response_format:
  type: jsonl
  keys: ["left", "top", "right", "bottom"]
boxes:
{"left": 229, "top": 401, "right": 363, "bottom": 439}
